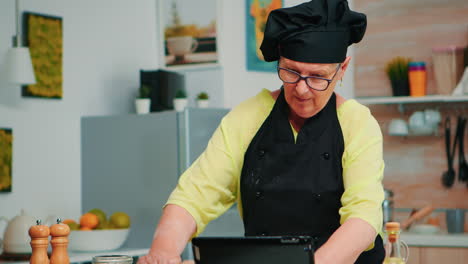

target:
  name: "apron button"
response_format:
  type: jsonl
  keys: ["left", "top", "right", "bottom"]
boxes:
{"left": 258, "top": 149, "right": 266, "bottom": 157}
{"left": 314, "top": 193, "right": 321, "bottom": 201}
{"left": 256, "top": 191, "right": 264, "bottom": 199}
{"left": 322, "top": 152, "right": 330, "bottom": 160}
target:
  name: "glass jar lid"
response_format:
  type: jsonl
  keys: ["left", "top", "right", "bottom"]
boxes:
{"left": 92, "top": 255, "right": 133, "bottom": 264}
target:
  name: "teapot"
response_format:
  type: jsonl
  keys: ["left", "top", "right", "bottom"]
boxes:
{"left": 0, "top": 209, "right": 36, "bottom": 253}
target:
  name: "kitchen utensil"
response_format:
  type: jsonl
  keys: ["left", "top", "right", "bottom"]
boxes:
{"left": 458, "top": 117, "right": 468, "bottom": 182}
{"left": 0, "top": 209, "right": 36, "bottom": 253}
{"left": 442, "top": 117, "right": 456, "bottom": 188}
{"left": 50, "top": 218, "right": 70, "bottom": 264}
{"left": 445, "top": 209, "right": 465, "bottom": 234}
{"left": 401, "top": 204, "right": 434, "bottom": 230}
{"left": 29, "top": 220, "right": 50, "bottom": 264}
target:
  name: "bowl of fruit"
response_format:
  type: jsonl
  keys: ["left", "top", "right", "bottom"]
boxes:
{"left": 65, "top": 209, "right": 131, "bottom": 252}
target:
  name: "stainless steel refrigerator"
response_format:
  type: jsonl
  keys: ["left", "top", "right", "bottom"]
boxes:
{"left": 81, "top": 108, "right": 244, "bottom": 257}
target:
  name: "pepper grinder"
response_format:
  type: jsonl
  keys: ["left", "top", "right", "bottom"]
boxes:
{"left": 29, "top": 220, "right": 50, "bottom": 264}
{"left": 50, "top": 218, "right": 70, "bottom": 264}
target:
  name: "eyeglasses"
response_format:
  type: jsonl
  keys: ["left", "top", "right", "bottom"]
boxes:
{"left": 277, "top": 64, "right": 341, "bottom": 91}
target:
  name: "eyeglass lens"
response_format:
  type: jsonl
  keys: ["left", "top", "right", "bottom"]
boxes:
{"left": 278, "top": 69, "right": 329, "bottom": 90}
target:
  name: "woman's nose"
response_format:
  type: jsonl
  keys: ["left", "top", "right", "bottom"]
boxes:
{"left": 295, "top": 79, "right": 309, "bottom": 95}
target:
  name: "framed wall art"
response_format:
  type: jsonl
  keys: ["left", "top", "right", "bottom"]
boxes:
{"left": 0, "top": 128, "right": 13, "bottom": 193}
{"left": 245, "top": 0, "right": 282, "bottom": 72}
{"left": 158, "top": 0, "right": 218, "bottom": 68}
{"left": 22, "top": 12, "right": 63, "bottom": 99}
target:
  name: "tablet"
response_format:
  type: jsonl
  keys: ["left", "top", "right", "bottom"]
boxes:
{"left": 191, "top": 236, "right": 314, "bottom": 264}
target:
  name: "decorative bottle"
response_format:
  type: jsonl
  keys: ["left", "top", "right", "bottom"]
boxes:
{"left": 383, "top": 222, "right": 409, "bottom": 264}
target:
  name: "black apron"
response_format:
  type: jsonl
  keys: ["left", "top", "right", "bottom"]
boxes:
{"left": 240, "top": 89, "right": 384, "bottom": 263}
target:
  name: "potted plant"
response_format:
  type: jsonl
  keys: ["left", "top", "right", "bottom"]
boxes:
{"left": 385, "top": 57, "right": 411, "bottom": 96}
{"left": 135, "top": 85, "right": 151, "bottom": 114}
{"left": 196, "top": 92, "right": 210, "bottom": 108}
{"left": 173, "top": 89, "right": 188, "bottom": 111}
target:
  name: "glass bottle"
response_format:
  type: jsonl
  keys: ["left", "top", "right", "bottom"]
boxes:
{"left": 383, "top": 222, "right": 409, "bottom": 264}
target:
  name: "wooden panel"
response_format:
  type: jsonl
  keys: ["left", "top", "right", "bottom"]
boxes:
{"left": 420, "top": 247, "right": 468, "bottom": 264}
{"left": 369, "top": 103, "right": 468, "bottom": 211}
{"left": 407, "top": 247, "right": 420, "bottom": 264}
{"left": 354, "top": 0, "right": 468, "bottom": 97}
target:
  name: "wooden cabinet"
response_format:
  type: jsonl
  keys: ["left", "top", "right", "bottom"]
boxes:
{"left": 420, "top": 247, "right": 468, "bottom": 264}
{"left": 406, "top": 247, "right": 468, "bottom": 264}
{"left": 407, "top": 247, "right": 420, "bottom": 264}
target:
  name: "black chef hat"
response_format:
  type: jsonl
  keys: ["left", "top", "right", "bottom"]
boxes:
{"left": 260, "top": 0, "right": 367, "bottom": 63}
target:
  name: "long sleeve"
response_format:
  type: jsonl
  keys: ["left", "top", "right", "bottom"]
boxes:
{"left": 165, "top": 89, "right": 274, "bottom": 236}
{"left": 338, "top": 100, "right": 385, "bottom": 236}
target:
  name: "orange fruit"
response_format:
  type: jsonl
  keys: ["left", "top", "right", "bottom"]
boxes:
{"left": 79, "top": 226, "right": 92, "bottom": 231}
{"left": 79, "top": 213, "right": 99, "bottom": 229}
{"left": 62, "top": 219, "right": 77, "bottom": 225}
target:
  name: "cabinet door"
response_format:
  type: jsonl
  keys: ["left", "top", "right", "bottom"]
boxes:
{"left": 420, "top": 247, "right": 468, "bottom": 264}
{"left": 407, "top": 247, "right": 420, "bottom": 264}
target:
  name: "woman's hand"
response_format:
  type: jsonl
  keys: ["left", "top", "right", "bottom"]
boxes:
{"left": 137, "top": 254, "right": 181, "bottom": 264}
{"left": 138, "top": 205, "right": 197, "bottom": 264}
{"left": 137, "top": 255, "right": 194, "bottom": 264}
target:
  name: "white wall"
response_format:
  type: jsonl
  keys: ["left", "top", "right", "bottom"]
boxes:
{"left": 0, "top": 0, "right": 356, "bottom": 224}
{"left": 0, "top": 0, "right": 159, "bottom": 222}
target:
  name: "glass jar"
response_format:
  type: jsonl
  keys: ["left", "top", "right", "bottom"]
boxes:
{"left": 92, "top": 255, "right": 133, "bottom": 264}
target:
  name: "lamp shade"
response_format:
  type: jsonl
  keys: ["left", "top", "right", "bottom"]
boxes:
{"left": 5, "top": 47, "right": 36, "bottom": 84}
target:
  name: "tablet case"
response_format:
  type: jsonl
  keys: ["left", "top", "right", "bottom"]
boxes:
{"left": 191, "top": 236, "right": 314, "bottom": 264}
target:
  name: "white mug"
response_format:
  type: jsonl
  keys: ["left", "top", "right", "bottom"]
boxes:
{"left": 388, "top": 119, "right": 409, "bottom": 136}
{"left": 424, "top": 109, "right": 441, "bottom": 125}
{"left": 166, "top": 36, "right": 198, "bottom": 56}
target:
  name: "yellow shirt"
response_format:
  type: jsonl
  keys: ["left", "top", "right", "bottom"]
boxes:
{"left": 167, "top": 89, "right": 384, "bottom": 238}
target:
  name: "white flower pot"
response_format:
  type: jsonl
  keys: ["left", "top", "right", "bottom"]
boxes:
{"left": 173, "top": 98, "right": 188, "bottom": 112}
{"left": 196, "top": 99, "right": 210, "bottom": 108}
{"left": 135, "top": 98, "right": 151, "bottom": 114}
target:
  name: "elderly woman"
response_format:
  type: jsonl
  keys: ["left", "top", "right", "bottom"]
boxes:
{"left": 138, "top": 0, "right": 384, "bottom": 263}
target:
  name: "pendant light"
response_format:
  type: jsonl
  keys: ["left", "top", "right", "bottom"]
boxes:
{"left": 4, "top": 0, "right": 36, "bottom": 85}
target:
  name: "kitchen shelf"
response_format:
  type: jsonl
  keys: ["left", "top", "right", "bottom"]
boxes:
{"left": 356, "top": 95, "right": 468, "bottom": 105}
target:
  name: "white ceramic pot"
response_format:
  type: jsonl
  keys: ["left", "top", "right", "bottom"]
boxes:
{"left": 0, "top": 209, "right": 36, "bottom": 253}
{"left": 135, "top": 98, "right": 151, "bottom": 114}
{"left": 173, "top": 98, "right": 188, "bottom": 112}
{"left": 196, "top": 99, "right": 210, "bottom": 108}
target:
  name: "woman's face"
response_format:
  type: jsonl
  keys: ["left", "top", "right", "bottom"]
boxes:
{"left": 278, "top": 56, "right": 350, "bottom": 119}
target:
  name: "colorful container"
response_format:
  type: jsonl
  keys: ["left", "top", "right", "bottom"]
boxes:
{"left": 408, "top": 62, "right": 427, "bottom": 97}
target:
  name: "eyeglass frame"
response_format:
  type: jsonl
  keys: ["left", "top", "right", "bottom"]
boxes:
{"left": 277, "top": 63, "right": 342, "bottom": 91}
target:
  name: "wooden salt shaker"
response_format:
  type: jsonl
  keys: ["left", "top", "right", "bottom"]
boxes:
{"left": 29, "top": 220, "right": 50, "bottom": 264}
{"left": 50, "top": 218, "right": 70, "bottom": 264}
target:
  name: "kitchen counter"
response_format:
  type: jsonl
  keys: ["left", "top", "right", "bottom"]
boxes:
{"left": 1, "top": 233, "right": 467, "bottom": 263}
{"left": 401, "top": 232, "right": 468, "bottom": 248}
{"left": 0, "top": 248, "right": 149, "bottom": 264}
